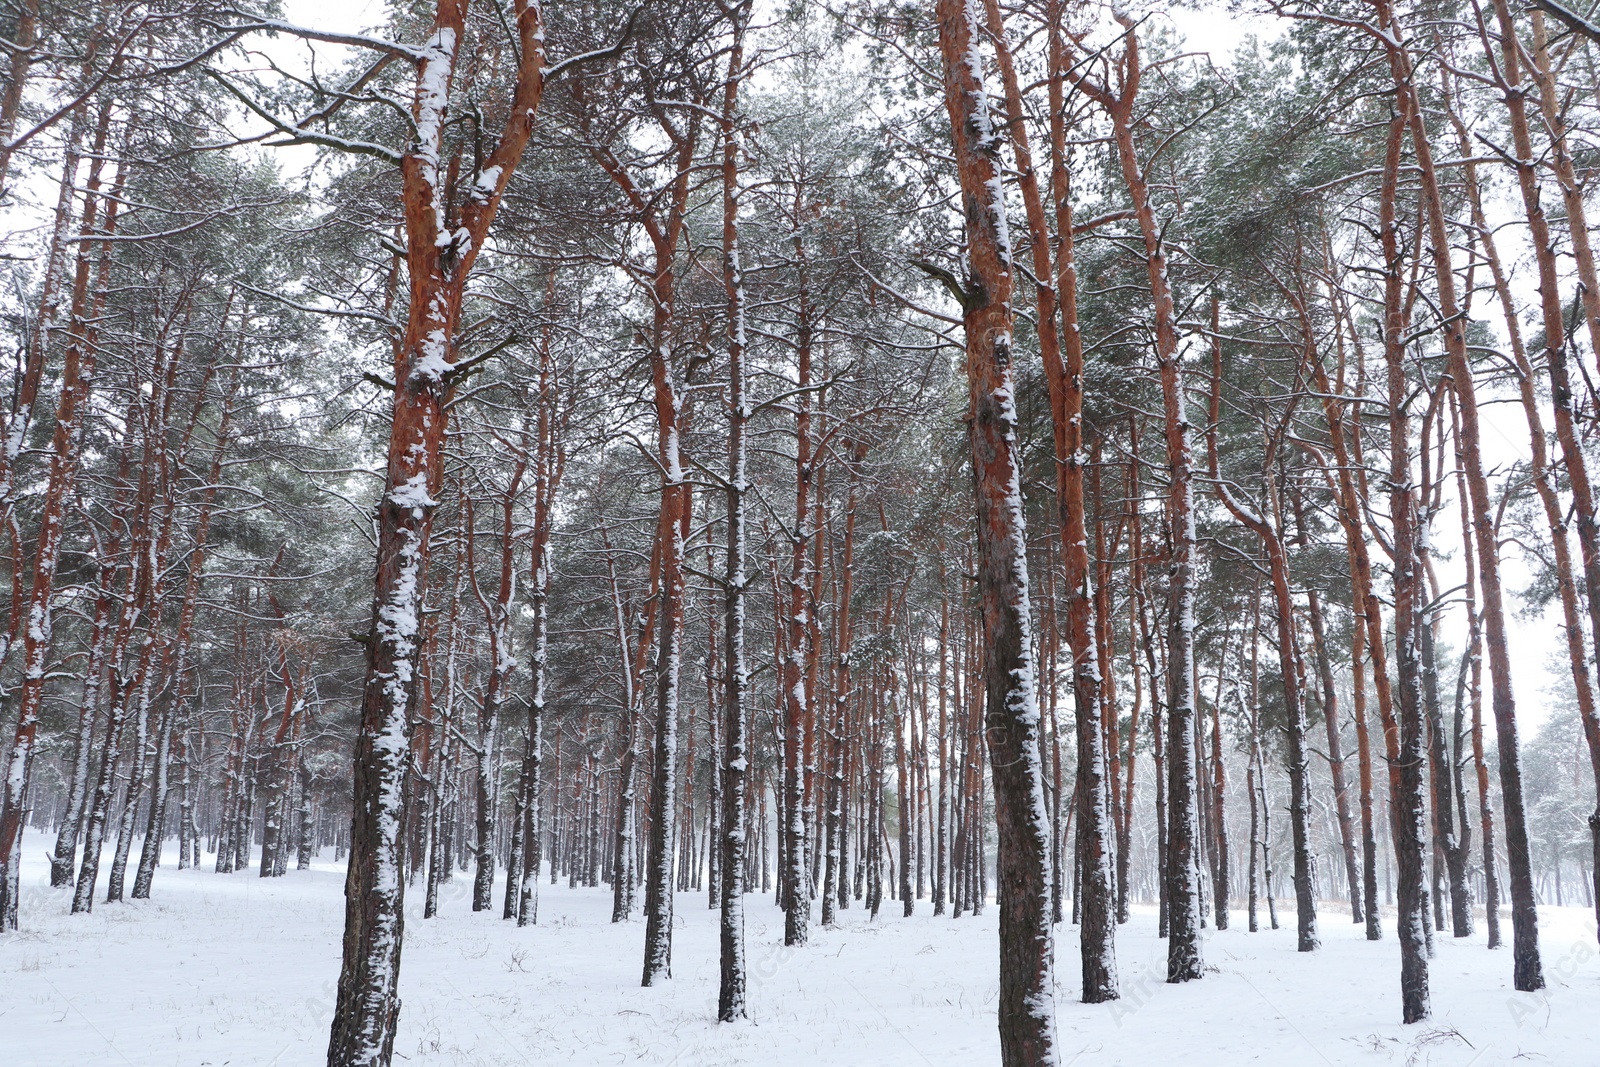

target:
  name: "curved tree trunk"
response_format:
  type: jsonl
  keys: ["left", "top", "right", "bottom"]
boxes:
{"left": 1481, "top": 0, "right": 1600, "bottom": 944}
{"left": 1068, "top": 18, "right": 1205, "bottom": 981}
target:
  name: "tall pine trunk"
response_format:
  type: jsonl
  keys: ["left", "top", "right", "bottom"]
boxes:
{"left": 328, "top": 4, "right": 546, "bottom": 1059}
{"left": 935, "top": 1, "right": 1061, "bottom": 1058}
{"left": 1373, "top": 77, "right": 1431, "bottom": 1022}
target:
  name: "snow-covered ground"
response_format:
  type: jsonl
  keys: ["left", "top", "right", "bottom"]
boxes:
{"left": 2, "top": 829, "right": 1595, "bottom": 1066}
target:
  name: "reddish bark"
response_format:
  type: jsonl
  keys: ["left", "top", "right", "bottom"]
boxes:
{"left": 1371, "top": 55, "right": 1431, "bottom": 1019}
{"left": 934, "top": 0, "right": 1060, "bottom": 1058}
{"left": 0, "top": 120, "right": 120, "bottom": 929}
{"left": 329, "top": 2, "right": 548, "bottom": 1061}
{"left": 1064, "top": 16, "right": 1204, "bottom": 982}
{"left": 1370, "top": 0, "right": 1542, "bottom": 990}
{"left": 1205, "top": 304, "right": 1317, "bottom": 952}
{"left": 1475, "top": 0, "right": 1600, "bottom": 941}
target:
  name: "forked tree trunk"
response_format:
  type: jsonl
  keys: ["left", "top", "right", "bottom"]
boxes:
{"left": 1477, "top": 0, "right": 1600, "bottom": 944}
{"left": 584, "top": 82, "right": 701, "bottom": 982}
{"left": 74, "top": 586, "right": 146, "bottom": 917}
{"left": 50, "top": 574, "right": 112, "bottom": 887}
{"left": 1066, "top": 17, "right": 1205, "bottom": 981}
{"left": 328, "top": 3, "right": 546, "bottom": 1061}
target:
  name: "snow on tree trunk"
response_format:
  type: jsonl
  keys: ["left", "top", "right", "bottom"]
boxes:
{"left": 133, "top": 399, "right": 229, "bottom": 899}
{"left": 1304, "top": 262, "right": 1390, "bottom": 943}
{"left": 1478, "top": 0, "right": 1600, "bottom": 947}
{"left": 822, "top": 458, "right": 862, "bottom": 929}
{"left": 1061, "top": 15, "right": 1205, "bottom": 983}
{"left": 1372, "top": 0, "right": 1542, "bottom": 991}
{"left": 472, "top": 691, "right": 500, "bottom": 911}
{"left": 298, "top": 760, "right": 316, "bottom": 870}
{"left": 780, "top": 293, "right": 814, "bottom": 947}
{"left": 132, "top": 700, "right": 176, "bottom": 899}
{"left": 1527, "top": 11, "right": 1600, "bottom": 381}
{"left": 73, "top": 598, "right": 144, "bottom": 917}
{"left": 466, "top": 466, "right": 526, "bottom": 914}
{"left": 0, "top": 126, "right": 118, "bottom": 930}
{"left": 1374, "top": 82, "right": 1431, "bottom": 1024}
{"left": 606, "top": 529, "right": 652, "bottom": 924}
{"left": 1305, "top": 585, "right": 1361, "bottom": 925}
{"left": 1203, "top": 316, "right": 1317, "bottom": 953}
{"left": 641, "top": 367, "right": 689, "bottom": 985}
{"left": 717, "top": 11, "right": 750, "bottom": 1017}
{"left": 327, "top": 3, "right": 548, "bottom": 1060}
{"left": 514, "top": 368, "right": 559, "bottom": 927}
{"left": 935, "top": 0, "right": 1061, "bottom": 1060}
{"left": 50, "top": 579, "right": 110, "bottom": 887}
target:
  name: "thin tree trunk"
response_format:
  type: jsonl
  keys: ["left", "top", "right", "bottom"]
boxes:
{"left": 1371, "top": 46, "right": 1431, "bottom": 1018}
{"left": 780, "top": 268, "right": 815, "bottom": 946}
{"left": 50, "top": 572, "right": 112, "bottom": 887}
{"left": 1306, "top": 582, "right": 1361, "bottom": 924}
{"left": 1205, "top": 311, "right": 1316, "bottom": 951}
{"left": 716, "top": 13, "right": 750, "bottom": 1015}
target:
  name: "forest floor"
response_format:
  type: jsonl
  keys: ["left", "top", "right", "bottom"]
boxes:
{"left": 2, "top": 830, "right": 1595, "bottom": 1066}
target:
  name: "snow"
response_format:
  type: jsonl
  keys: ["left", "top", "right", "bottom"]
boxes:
{"left": 410, "top": 328, "right": 451, "bottom": 383}
{"left": 4, "top": 829, "right": 1599, "bottom": 1066}
{"left": 471, "top": 165, "right": 502, "bottom": 202}
{"left": 412, "top": 25, "right": 458, "bottom": 242}
{"left": 388, "top": 472, "right": 437, "bottom": 518}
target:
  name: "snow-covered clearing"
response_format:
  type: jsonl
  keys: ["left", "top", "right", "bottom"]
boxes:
{"left": 2, "top": 829, "right": 1594, "bottom": 1066}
